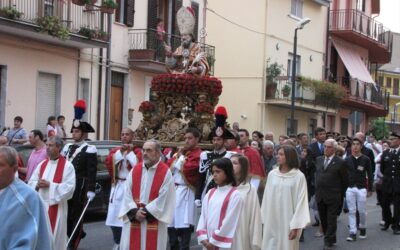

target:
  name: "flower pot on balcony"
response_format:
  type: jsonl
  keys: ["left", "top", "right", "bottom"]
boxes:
{"left": 282, "top": 85, "right": 291, "bottom": 98}
{"left": 100, "top": 6, "right": 114, "bottom": 14}
{"left": 129, "top": 49, "right": 156, "bottom": 60}
{"left": 266, "top": 83, "right": 277, "bottom": 98}
{"left": 72, "top": 0, "right": 96, "bottom": 6}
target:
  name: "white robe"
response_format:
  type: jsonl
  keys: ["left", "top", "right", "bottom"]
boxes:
{"left": 28, "top": 159, "right": 76, "bottom": 250}
{"left": 170, "top": 154, "right": 196, "bottom": 228}
{"left": 119, "top": 160, "right": 176, "bottom": 250}
{"left": 106, "top": 150, "right": 138, "bottom": 227}
{"left": 231, "top": 183, "right": 262, "bottom": 250}
{"left": 196, "top": 185, "right": 243, "bottom": 249}
{"left": 261, "top": 168, "right": 310, "bottom": 250}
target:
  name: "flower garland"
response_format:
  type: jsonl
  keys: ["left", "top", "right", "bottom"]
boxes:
{"left": 151, "top": 74, "right": 223, "bottom": 97}
{"left": 195, "top": 102, "right": 214, "bottom": 114}
{"left": 138, "top": 101, "right": 155, "bottom": 113}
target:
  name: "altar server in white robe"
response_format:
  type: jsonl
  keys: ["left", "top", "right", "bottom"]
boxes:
{"left": 0, "top": 146, "right": 54, "bottom": 250}
{"left": 231, "top": 154, "right": 262, "bottom": 250}
{"left": 29, "top": 136, "right": 76, "bottom": 250}
{"left": 119, "top": 139, "right": 175, "bottom": 250}
{"left": 261, "top": 145, "right": 310, "bottom": 250}
{"left": 197, "top": 158, "right": 243, "bottom": 250}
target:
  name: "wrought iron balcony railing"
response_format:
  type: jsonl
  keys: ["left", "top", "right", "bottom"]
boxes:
{"left": 0, "top": 0, "right": 108, "bottom": 40}
{"left": 128, "top": 29, "right": 215, "bottom": 75}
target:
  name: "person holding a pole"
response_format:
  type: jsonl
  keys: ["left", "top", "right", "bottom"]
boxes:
{"left": 62, "top": 100, "right": 97, "bottom": 250}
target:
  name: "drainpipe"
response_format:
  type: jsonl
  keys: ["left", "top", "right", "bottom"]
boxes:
{"left": 76, "top": 50, "right": 81, "bottom": 99}
{"left": 96, "top": 47, "right": 103, "bottom": 140}
{"left": 324, "top": 5, "right": 330, "bottom": 80}
{"left": 104, "top": 13, "right": 112, "bottom": 140}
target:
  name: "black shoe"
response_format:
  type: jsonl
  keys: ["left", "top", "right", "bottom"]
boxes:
{"left": 343, "top": 208, "right": 349, "bottom": 213}
{"left": 346, "top": 233, "right": 357, "bottom": 241}
{"left": 381, "top": 223, "right": 391, "bottom": 231}
{"left": 393, "top": 229, "right": 400, "bottom": 235}
{"left": 323, "top": 243, "right": 333, "bottom": 250}
{"left": 359, "top": 228, "right": 367, "bottom": 239}
{"left": 312, "top": 219, "right": 320, "bottom": 227}
{"left": 299, "top": 233, "right": 304, "bottom": 242}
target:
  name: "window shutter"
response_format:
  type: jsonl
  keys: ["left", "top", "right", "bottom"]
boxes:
{"left": 147, "top": 0, "right": 158, "bottom": 30}
{"left": 36, "top": 73, "right": 57, "bottom": 134}
{"left": 115, "top": 0, "right": 121, "bottom": 23}
{"left": 191, "top": 1, "right": 199, "bottom": 41}
{"left": 126, "top": 0, "right": 135, "bottom": 27}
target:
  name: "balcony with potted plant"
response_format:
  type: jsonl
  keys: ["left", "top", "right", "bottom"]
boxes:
{"left": 0, "top": 0, "right": 109, "bottom": 48}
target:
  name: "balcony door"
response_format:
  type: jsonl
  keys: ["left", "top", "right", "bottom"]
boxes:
{"left": 38, "top": 0, "right": 63, "bottom": 18}
{"left": 109, "top": 72, "right": 124, "bottom": 140}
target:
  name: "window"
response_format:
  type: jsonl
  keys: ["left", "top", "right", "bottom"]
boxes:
{"left": 291, "top": 0, "right": 303, "bottom": 18}
{"left": 394, "top": 79, "right": 399, "bottom": 95}
{"left": 286, "top": 118, "right": 298, "bottom": 135}
{"left": 356, "top": 0, "right": 366, "bottom": 12}
{"left": 288, "top": 53, "right": 301, "bottom": 97}
{"left": 387, "top": 77, "right": 392, "bottom": 88}
{"left": 116, "top": 0, "right": 135, "bottom": 27}
{"left": 78, "top": 78, "right": 90, "bottom": 121}
{"left": 340, "top": 118, "right": 348, "bottom": 136}
{"left": 308, "top": 118, "right": 317, "bottom": 139}
{"left": 44, "top": 0, "right": 55, "bottom": 16}
{"left": 378, "top": 76, "right": 384, "bottom": 86}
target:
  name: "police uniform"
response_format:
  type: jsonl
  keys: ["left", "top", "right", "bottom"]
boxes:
{"left": 381, "top": 133, "right": 400, "bottom": 233}
{"left": 62, "top": 100, "right": 98, "bottom": 250}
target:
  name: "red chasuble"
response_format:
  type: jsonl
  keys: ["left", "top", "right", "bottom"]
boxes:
{"left": 39, "top": 156, "right": 66, "bottom": 232}
{"left": 242, "top": 146, "right": 266, "bottom": 179}
{"left": 130, "top": 162, "right": 169, "bottom": 250}
{"left": 168, "top": 147, "right": 201, "bottom": 191}
{"left": 105, "top": 147, "right": 143, "bottom": 185}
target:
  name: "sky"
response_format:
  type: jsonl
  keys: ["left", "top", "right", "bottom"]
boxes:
{"left": 375, "top": 0, "right": 400, "bottom": 33}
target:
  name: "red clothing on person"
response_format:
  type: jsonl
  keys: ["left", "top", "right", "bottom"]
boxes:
{"left": 241, "top": 146, "right": 266, "bottom": 179}
{"left": 105, "top": 146, "right": 143, "bottom": 182}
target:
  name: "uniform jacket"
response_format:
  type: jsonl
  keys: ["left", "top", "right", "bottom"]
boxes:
{"left": 381, "top": 149, "right": 400, "bottom": 193}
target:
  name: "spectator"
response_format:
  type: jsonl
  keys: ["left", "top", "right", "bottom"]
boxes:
{"left": 6, "top": 116, "right": 27, "bottom": 147}
{"left": 46, "top": 116, "right": 57, "bottom": 138}
{"left": 252, "top": 131, "right": 264, "bottom": 143}
{"left": 56, "top": 115, "right": 67, "bottom": 138}
{"left": 263, "top": 140, "right": 277, "bottom": 173}
{"left": 23, "top": 130, "right": 47, "bottom": 182}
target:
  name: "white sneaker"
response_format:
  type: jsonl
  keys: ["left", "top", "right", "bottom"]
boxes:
{"left": 112, "top": 244, "right": 120, "bottom": 250}
{"left": 380, "top": 220, "right": 385, "bottom": 226}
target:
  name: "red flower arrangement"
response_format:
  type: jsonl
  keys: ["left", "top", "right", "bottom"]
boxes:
{"left": 195, "top": 102, "right": 214, "bottom": 114}
{"left": 151, "top": 74, "right": 223, "bottom": 97}
{"left": 138, "top": 101, "right": 155, "bottom": 113}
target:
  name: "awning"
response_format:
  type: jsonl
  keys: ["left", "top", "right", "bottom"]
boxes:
{"left": 331, "top": 37, "right": 376, "bottom": 86}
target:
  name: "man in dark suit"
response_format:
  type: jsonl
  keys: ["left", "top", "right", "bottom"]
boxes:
{"left": 309, "top": 127, "right": 326, "bottom": 160}
{"left": 315, "top": 138, "right": 349, "bottom": 250}
{"left": 381, "top": 132, "right": 400, "bottom": 234}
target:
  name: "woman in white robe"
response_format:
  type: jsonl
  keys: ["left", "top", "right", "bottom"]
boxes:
{"left": 231, "top": 154, "right": 262, "bottom": 250}
{"left": 261, "top": 145, "right": 310, "bottom": 250}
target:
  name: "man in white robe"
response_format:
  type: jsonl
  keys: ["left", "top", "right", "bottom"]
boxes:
{"left": 105, "top": 128, "right": 141, "bottom": 249}
{"left": 29, "top": 136, "right": 76, "bottom": 250}
{"left": 119, "top": 139, "right": 175, "bottom": 250}
{"left": 0, "top": 146, "right": 53, "bottom": 250}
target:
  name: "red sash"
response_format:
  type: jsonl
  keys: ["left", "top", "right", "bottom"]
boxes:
{"left": 130, "top": 162, "right": 169, "bottom": 250}
{"left": 39, "top": 156, "right": 66, "bottom": 233}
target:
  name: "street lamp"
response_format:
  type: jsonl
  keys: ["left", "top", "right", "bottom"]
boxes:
{"left": 290, "top": 17, "right": 311, "bottom": 135}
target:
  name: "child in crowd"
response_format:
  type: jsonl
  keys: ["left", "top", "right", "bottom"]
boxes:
{"left": 196, "top": 158, "right": 243, "bottom": 249}
{"left": 46, "top": 116, "right": 57, "bottom": 138}
{"left": 230, "top": 154, "right": 262, "bottom": 250}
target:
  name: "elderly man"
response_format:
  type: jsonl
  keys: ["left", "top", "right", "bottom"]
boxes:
{"left": 0, "top": 146, "right": 53, "bottom": 249}
{"left": 168, "top": 128, "right": 202, "bottom": 250}
{"left": 119, "top": 140, "right": 175, "bottom": 250}
{"left": 29, "top": 136, "right": 76, "bottom": 249}
{"left": 105, "top": 128, "right": 142, "bottom": 249}
{"left": 315, "top": 139, "right": 349, "bottom": 250}
{"left": 263, "top": 140, "right": 277, "bottom": 173}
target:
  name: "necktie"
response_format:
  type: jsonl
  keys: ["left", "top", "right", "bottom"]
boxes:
{"left": 324, "top": 157, "right": 329, "bottom": 169}
{"left": 320, "top": 144, "right": 324, "bottom": 154}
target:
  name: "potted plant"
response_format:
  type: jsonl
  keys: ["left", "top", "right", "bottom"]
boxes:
{"left": 72, "top": 0, "right": 97, "bottom": 6}
{"left": 96, "top": 30, "right": 109, "bottom": 41}
{"left": 282, "top": 84, "right": 291, "bottom": 97}
{"left": 36, "top": 16, "right": 70, "bottom": 40}
{"left": 101, "top": 0, "right": 118, "bottom": 14}
{"left": 0, "top": 7, "right": 23, "bottom": 20}
{"left": 266, "top": 59, "right": 284, "bottom": 98}
{"left": 78, "top": 26, "right": 97, "bottom": 39}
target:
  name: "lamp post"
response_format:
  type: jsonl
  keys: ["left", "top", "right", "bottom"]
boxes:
{"left": 290, "top": 17, "right": 311, "bottom": 135}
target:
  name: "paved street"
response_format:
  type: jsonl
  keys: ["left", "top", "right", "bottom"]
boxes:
{"left": 80, "top": 194, "right": 400, "bottom": 250}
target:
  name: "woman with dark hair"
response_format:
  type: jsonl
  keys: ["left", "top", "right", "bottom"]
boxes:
{"left": 261, "top": 145, "right": 310, "bottom": 250}
{"left": 46, "top": 116, "right": 57, "bottom": 138}
{"left": 197, "top": 158, "right": 243, "bottom": 250}
{"left": 230, "top": 154, "right": 262, "bottom": 250}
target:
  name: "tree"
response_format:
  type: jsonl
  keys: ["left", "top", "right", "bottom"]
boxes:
{"left": 369, "top": 118, "right": 389, "bottom": 140}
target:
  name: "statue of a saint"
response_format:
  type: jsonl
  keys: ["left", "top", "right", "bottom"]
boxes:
{"left": 164, "top": 6, "right": 209, "bottom": 77}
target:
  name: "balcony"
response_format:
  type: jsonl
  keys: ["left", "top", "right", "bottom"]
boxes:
{"left": 264, "top": 77, "right": 338, "bottom": 114}
{"left": 0, "top": 0, "right": 109, "bottom": 48}
{"left": 128, "top": 29, "right": 215, "bottom": 75}
{"left": 329, "top": 9, "right": 392, "bottom": 63}
{"left": 337, "top": 77, "right": 389, "bottom": 116}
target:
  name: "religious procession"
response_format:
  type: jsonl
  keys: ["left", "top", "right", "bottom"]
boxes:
{"left": 1, "top": 0, "right": 399, "bottom": 250}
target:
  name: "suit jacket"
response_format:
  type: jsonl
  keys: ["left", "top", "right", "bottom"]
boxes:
{"left": 309, "top": 141, "right": 324, "bottom": 160}
{"left": 315, "top": 155, "right": 349, "bottom": 203}
{"left": 381, "top": 149, "right": 400, "bottom": 193}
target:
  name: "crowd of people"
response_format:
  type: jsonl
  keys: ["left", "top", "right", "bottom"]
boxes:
{"left": 1, "top": 103, "right": 399, "bottom": 250}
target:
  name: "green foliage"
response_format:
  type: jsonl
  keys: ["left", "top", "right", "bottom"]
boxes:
{"left": 298, "top": 76, "right": 346, "bottom": 108}
{"left": 369, "top": 117, "right": 390, "bottom": 140}
{"left": 78, "top": 26, "right": 97, "bottom": 39}
{"left": 0, "top": 7, "right": 23, "bottom": 19}
{"left": 207, "top": 55, "right": 215, "bottom": 68}
{"left": 36, "top": 16, "right": 70, "bottom": 40}
{"left": 281, "top": 85, "right": 291, "bottom": 95}
{"left": 102, "top": 0, "right": 118, "bottom": 8}
{"left": 266, "top": 58, "right": 284, "bottom": 84}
